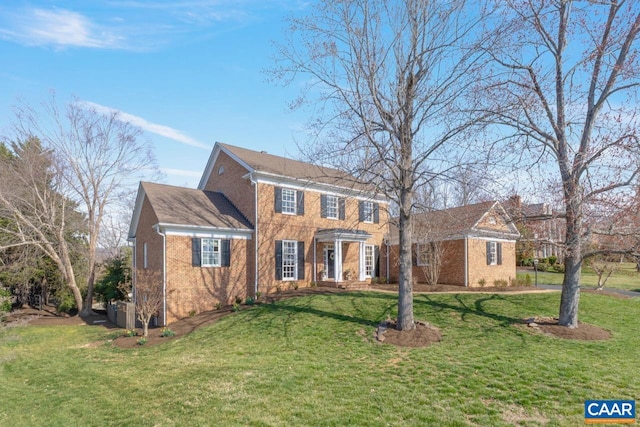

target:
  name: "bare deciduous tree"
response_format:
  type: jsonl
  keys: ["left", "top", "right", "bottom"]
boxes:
{"left": 274, "top": 0, "right": 489, "bottom": 330}
{"left": 482, "top": 0, "right": 640, "bottom": 327}
{"left": 134, "top": 269, "right": 163, "bottom": 337}
{"left": 0, "top": 138, "right": 87, "bottom": 311}
{"left": 589, "top": 256, "right": 619, "bottom": 291}
{"left": 8, "top": 94, "right": 157, "bottom": 317}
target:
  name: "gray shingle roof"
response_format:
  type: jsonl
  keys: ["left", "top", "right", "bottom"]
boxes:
{"left": 389, "top": 201, "right": 518, "bottom": 242}
{"left": 219, "top": 143, "right": 374, "bottom": 192}
{"left": 141, "top": 181, "right": 253, "bottom": 230}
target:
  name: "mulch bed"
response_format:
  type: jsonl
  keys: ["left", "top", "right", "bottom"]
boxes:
{"left": 519, "top": 317, "right": 612, "bottom": 341}
{"left": 3, "top": 286, "right": 614, "bottom": 348}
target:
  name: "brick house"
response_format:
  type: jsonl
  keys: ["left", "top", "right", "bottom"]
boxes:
{"left": 386, "top": 201, "right": 520, "bottom": 287}
{"left": 504, "top": 195, "right": 565, "bottom": 263}
{"left": 128, "top": 142, "right": 388, "bottom": 324}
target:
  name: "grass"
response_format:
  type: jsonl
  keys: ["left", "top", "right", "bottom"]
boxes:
{"left": 1, "top": 291, "right": 639, "bottom": 426}
{"left": 521, "top": 262, "right": 640, "bottom": 292}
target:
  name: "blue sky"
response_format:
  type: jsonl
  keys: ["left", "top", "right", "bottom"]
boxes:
{"left": 0, "top": 1, "right": 309, "bottom": 188}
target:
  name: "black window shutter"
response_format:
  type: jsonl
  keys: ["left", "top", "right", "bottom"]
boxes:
{"left": 374, "top": 245, "right": 380, "bottom": 277}
{"left": 497, "top": 243, "right": 502, "bottom": 265}
{"left": 339, "top": 198, "right": 345, "bottom": 220}
{"left": 274, "top": 187, "right": 282, "bottom": 213}
{"left": 320, "top": 194, "right": 327, "bottom": 218}
{"left": 486, "top": 242, "right": 491, "bottom": 265}
{"left": 192, "top": 238, "right": 202, "bottom": 267}
{"left": 297, "top": 241, "right": 305, "bottom": 279}
{"left": 358, "top": 201, "right": 364, "bottom": 222}
{"left": 221, "top": 239, "right": 231, "bottom": 267}
{"left": 275, "top": 240, "right": 283, "bottom": 280}
{"left": 297, "top": 190, "right": 305, "bottom": 215}
{"left": 373, "top": 203, "right": 380, "bottom": 224}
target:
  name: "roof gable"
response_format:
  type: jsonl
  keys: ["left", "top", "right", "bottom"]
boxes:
{"left": 388, "top": 201, "right": 520, "bottom": 244}
{"left": 198, "top": 142, "right": 378, "bottom": 195}
{"left": 128, "top": 181, "right": 253, "bottom": 239}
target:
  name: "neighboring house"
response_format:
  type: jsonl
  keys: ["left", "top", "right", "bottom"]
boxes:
{"left": 504, "top": 195, "right": 565, "bottom": 263}
{"left": 386, "top": 201, "right": 520, "bottom": 287}
{"left": 128, "top": 142, "right": 388, "bottom": 324}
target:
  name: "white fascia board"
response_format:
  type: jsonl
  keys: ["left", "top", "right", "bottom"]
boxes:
{"left": 128, "top": 182, "right": 146, "bottom": 239}
{"left": 156, "top": 223, "right": 253, "bottom": 240}
{"left": 246, "top": 171, "right": 388, "bottom": 204}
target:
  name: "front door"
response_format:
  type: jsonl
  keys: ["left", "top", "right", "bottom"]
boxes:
{"left": 325, "top": 245, "right": 335, "bottom": 279}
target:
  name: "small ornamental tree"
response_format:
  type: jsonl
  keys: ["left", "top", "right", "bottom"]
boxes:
{"left": 590, "top": 256, "right": 620, "bottom": 291}
{"left": 134, "top": 269, "right": 163, "bottom": 337}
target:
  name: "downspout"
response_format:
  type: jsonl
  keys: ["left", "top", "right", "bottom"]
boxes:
{"left": 154, "top": 225, "right": 167, "bottom": 326}
{"left": 313, "top": 237, "right": 317, "bottom": 283}
{"left": 385, "top": 238, "right": 390, "bottom": 283}
{"left": 249, "top": 173, "right": 259, "bottom": 297}
{"left": 464, "top": 236, "right": 469, "bottom": 287}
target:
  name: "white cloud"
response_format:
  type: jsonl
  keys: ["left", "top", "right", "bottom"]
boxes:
{"left": 0, "top": 8, "right": 123, "bottom": 49}
{"left": 161, "top": 168, "right": 202, "bottom": 178}
{"left": 81, "top": 101, "right": 211, "bottom": 150}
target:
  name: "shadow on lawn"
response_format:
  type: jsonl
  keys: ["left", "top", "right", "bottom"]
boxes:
{"left": 259, "top": 293, "right": 389, "bottom": 329}
{"left": 416, "top": 293, "right": 524, "bottom": 326}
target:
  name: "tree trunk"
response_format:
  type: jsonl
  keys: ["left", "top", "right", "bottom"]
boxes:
{"left": 396, "top": 183, "right": 415, "bottom": 331}
{"left": 80, "top": 263, "right": 97, "bottom": 317}
{"left": 142, "top": 319, "right": 149, "bottom": 337}
{"left": 558, "top": 183, "right": 582, "bottom": 328}
{"left": 559, "top": 253, "right": 581, "bottom": 328}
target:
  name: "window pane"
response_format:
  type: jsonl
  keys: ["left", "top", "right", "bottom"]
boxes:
{"left": 365, "top": 245, "right": 374, "bottom": 277}
{"left": 282, "top": 240, "right": 297, "bottom": 279}
{"left": 488, "top": 242, "right": 497, "bottom": 265}
{"left": 363, "top": 201, "right": 373, "bottom": 222}
{"left": 326, "top": 195, "right": 338, "bottom": 219}
{"left": 282, "top": 189, "right": 296, "bottom": 214}
{"left": 202, "top": 238, "right": 220, "bottom": 266}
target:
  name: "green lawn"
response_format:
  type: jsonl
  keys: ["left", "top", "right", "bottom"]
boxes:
{"left": 1, "top": 291, "right": 639, "bottom": 426}
{"left": 520, "top": 262, "right": 640, "bottom": 292}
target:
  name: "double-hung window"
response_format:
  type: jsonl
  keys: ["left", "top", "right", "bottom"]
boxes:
{"left": 416, "top": 243, "right": 430, "bottom": 266}
{"left": 486, "top": 241, "right": 502, "bottom": 265}
{"left": 326, "top": 195, "right": 338, "bottom": 219}
{"left": 282, "top": 240, "right": 297, "bottom": 280}
{"left": 281, "top": 189, "right": 296, "bottom": 214}
{"left": 202, "top": 238, "right": 221, "bottom": 267}
{"left": 365, "top": 245, "right": 374, "bottom": 277}
{"left": 362, "top": 201, "right": 373, "bottom": 223}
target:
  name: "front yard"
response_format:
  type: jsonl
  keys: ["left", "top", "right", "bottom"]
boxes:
{"left": 1, "top": 290, "right": 638, "bottom": 426}
{"left": 520, "top": 261, "right": 640, "bottom": 292}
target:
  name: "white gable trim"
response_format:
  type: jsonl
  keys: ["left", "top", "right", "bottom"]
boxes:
{"left": 128, "top": 182, "right": 147, "bottom": 240}
{"left": 198, "top": 142, "right": 254, "bottom": 190}
{"left": 474, "top": 201, "right": 520, "bottom": 236}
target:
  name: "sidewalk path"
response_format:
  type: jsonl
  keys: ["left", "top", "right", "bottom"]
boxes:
{"left": 535, "top": 284, "right": 640, "bottom": 298}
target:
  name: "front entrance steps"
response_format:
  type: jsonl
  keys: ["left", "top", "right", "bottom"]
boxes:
{"left": 319, "top": 281, "right": 370, "bottom": 290}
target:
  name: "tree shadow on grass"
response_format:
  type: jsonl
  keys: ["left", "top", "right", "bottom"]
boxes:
{"left": 416, "top": 293, "right": 524, "bottom": 326}
{"left": 240, "top": 291, "right": 395, "bottom": 332}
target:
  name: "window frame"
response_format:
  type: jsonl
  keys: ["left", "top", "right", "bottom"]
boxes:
{"left": 416, "top": 243, "right": 430, "bottom": 267}
{"left": 362, "top": 201, "right": 374, "bottom": 223}
{"left": 487, "top": 241, "right": 497, "bottom": 265}
{"left": 281, "top": 188, "right": 296, "bottom": 215}
{"left": 201, "top": 238, "right": 221, "bottom": 267}
{"left": 281, "top": 240, "right": 297, "bottom": 280}
{"left": 364, "top": 244, "right": 375, "bottom": 277}
{"left": 326, "top": 195, "right": 339, "bottom": 219}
